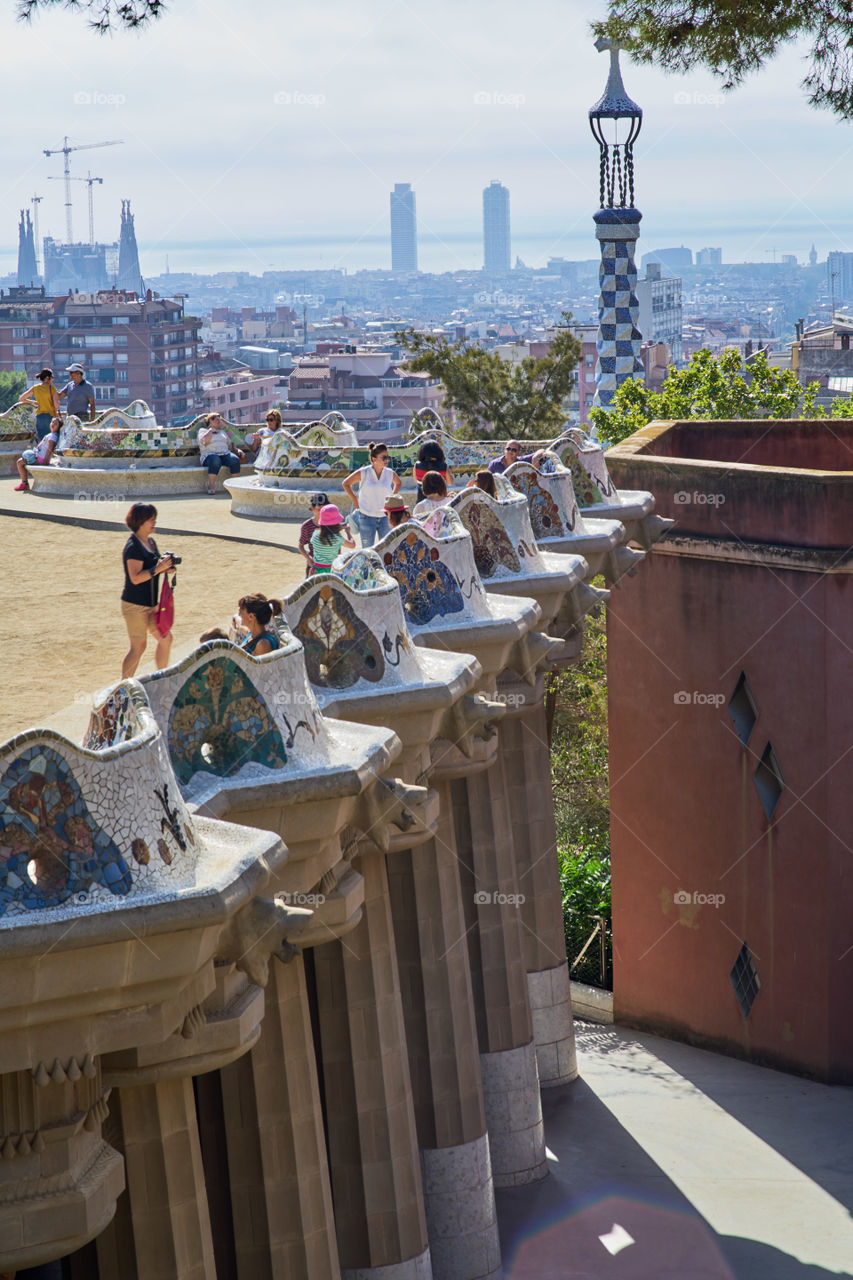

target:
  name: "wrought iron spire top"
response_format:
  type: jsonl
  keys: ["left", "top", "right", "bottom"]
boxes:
{"left": 589, "top": 38, "right": 642, "bottom": 210}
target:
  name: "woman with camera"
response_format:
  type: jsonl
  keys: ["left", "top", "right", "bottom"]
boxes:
{"left": 121, "top": 502, "right": 176, "bottom": 678}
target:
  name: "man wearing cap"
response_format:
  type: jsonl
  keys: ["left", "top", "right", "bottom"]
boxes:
{"left": 488, "top": 440, "right": 522, "bottom": 474}
{"left": 58, "top": 364, "right": 96, "bottom": 421}
{"left": 298, "top": 492, "right": 328, "bottom": 576}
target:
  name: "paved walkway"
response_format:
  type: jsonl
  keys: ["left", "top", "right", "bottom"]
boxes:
{"left": 497, "top": 1021, "right": 853, "bottom": 1279}
{"left": 0, "top": 475, "right": 304, "bottom": 550}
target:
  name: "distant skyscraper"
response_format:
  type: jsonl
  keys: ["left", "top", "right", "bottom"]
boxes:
{"left": 118, "top": 199, "right": 142, "bottom": 292}
{"left": 390, "top": 183, "right": 418, "bottom": 272}
{"left": 809, "top": 244, "right": 818, "bottom": 267}
{"left": 483, "top": 180, "right": 511, "bottom": 274}
{"left": 827, "top": 250, "right": 853, "bottom": 309}
{"left": 696, "top": 247, "right": 722, "bottom": 266}
{"left": 16, "top": 210, "right": 37, "bottom": 286}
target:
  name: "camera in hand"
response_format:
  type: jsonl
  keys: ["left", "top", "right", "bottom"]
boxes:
{"left": 163, "top": 552, "right": 182, "bottom": 566}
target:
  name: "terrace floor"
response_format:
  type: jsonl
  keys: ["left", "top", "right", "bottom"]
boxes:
{"left": 497, "top": 1022, "right": 853, "bottom": 1279}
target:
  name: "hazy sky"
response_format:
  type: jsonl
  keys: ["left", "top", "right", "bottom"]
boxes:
{"left": 2, "top": 0, "right": 852, "bottom": 276}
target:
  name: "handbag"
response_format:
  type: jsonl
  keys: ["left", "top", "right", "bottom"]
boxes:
{"left": 154, "top": 572, "right": 175, "bottom": 637}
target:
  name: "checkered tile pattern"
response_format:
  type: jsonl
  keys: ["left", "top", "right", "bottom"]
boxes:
{"left": 594, "top": 233, "right": 644, "bottom": 409}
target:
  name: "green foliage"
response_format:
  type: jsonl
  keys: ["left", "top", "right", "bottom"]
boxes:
{"left": 395, "top": 315, "right": 580, "bottom": 440}
{"left": 829, "top": 395, "right": 853, "bottom": 418}
{"left": 0, "top": 372, "right": 27, "bottom": 415}
{"left": 589, "top": 348, "right": 820, "bottom": 446}
{"left": 549, "top": 606, "right": 612, "bottom": 988}
{"left": 594, "top": 3, "right": 853, "bottom": 120}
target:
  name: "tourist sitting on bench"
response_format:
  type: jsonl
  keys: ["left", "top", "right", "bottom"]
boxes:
{"left": 198, "top": 413, "right": 245, "bottom": 495}
{"left": 14, "top": 417, "right": 61, "bottom": 491}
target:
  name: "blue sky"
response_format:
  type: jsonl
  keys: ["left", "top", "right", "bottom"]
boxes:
{"left": 1, "top": 0, "right": 852, "bottom": 275}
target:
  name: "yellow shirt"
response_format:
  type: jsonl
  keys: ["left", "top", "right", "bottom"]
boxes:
{"left": 32, "top": 383, "right": 57, "bottom": 415}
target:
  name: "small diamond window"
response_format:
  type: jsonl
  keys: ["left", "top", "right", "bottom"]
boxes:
{"left": 730, "top": 942, "right": 761, "bottom": 1018}
{"left": 728, "top": 671, "right": 758, "bottom": 747}
{"left": 753, "top": 742, "right": 784, "bottom": 820}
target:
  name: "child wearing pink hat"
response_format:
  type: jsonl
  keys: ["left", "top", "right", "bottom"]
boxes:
{"left": 309, "top": 503, "right": 355, "bottom": 574}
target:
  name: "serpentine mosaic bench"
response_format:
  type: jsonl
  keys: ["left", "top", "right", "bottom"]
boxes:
{"left": 0, "top": 402, "right": 37, "bottom": 464}
{"left": 26, "top": 401, "right": 256, "bottom": 497}
{"left": 0, "top": 680, "right": 275, "bottom": 922}
{"left": 227, "top": 415, "right": 668, "bottom": 547}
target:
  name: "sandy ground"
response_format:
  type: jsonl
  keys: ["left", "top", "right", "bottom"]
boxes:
{"left": 0, "top": 512, "right": 307, "bottom": 743}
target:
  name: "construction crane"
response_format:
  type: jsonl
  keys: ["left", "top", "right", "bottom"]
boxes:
{"left": 42, "top": 137, "right": 123, "bottom": 243}
{"left": 30, "top": 195, "right": 43, "bottom": 276}
{"left": 48, "top": 172, "right": 103, "bottom": 246}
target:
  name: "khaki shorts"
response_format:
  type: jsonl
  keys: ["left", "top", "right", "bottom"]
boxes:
{"left": 121, "top": 600, "right": 160, "bottom": 641}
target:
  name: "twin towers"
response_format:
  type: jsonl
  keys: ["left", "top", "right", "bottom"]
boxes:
{"left": 392, "top": 42, "right": 646, "bottom": 415}
{"left": 390, "top": 179, "right": 511, "bottom": 275}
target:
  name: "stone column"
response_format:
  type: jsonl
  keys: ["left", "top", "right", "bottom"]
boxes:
{"left": 111, "top": 1078, "right": 216, "bottom": 1280}
{"left": 387, "top": 781, "right": 501, "bottom": 1280}
{"left": 496, "top": 675, "right": 577, "bottom": 1087}
{"left": 450, "top": 760, "right": 547, "bottom": 1188}
{"left": 313, "top": 848, "right": 431, "bottom": 1280}
{"left": 217, "top": 955, "right": 340, "bottom": 1280}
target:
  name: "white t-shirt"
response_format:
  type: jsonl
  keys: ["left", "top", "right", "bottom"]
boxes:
{"left": 358, "top": 464, "right": 395, "bottom": 517}
{"left": 36, "top": 431, "right": 59, "bottom": 463}
{"left": 412, "top": 495, "right": 450, "bottom": 520}
{"left": 199, "top": 426, "right": 231, "bottom": 455}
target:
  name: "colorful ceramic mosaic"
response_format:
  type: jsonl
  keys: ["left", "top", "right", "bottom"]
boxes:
{"left": 0, "top": 401, "right": 36, "bottom": 443}
{"left": 593, "top": 210, "right": 644, "bottom": 409}
{"left": 336, "top": 551, "right": 390, "bottom": 592}
{"left": 382, "top": 531, "right": 466, "bottom": 625}
{"left": 58, "top": 412, "right": 199, "bottom": 459}
{"left": 505, "top": 466, "right": 564, "bottom": 537}
{"left": 0, "top": 744, "right": 131, "bottom": 915}
{"left": 168, "top": 656, "right": 288, "bottom": 786}
{"left": 295, "top": 585, "right": 387, "bottom": 687}
{"left": 552, "top": 429, "right": 619, "bottom": 506}
{"left": 417, "top": 505, "right": 465, "bottom": 540}
{"left": 452, "top": 497, "right": 521, "bottom": 578}
{"left": 85, "top": 684, "right": 146, "bottom": 751}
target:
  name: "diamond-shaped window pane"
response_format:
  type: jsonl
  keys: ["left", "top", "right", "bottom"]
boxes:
{"left": 728, "top": 671, "right": 758, "bottom": 747}
{"left": 730, "top": 941, "right": 761, "bottom": 1018}
{"left": 754, "top": 742, "right": 784, "bottom": 820}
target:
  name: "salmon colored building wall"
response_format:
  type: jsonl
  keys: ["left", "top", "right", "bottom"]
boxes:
{"left": 604, "top": 420, "right": 853, "bottom": 1082}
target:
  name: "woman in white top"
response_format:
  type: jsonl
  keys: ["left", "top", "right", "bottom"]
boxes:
{"left": 342, "top": 442, "right": 402, "bottom": 546}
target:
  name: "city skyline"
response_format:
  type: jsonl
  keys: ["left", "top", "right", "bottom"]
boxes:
{"left": 2, "top": 1, "right": 853, "bottom": 278}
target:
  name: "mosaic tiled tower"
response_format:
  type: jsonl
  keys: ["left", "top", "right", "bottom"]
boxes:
{"left": 589, "top": 39, "right": 644, "bottom": 409}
